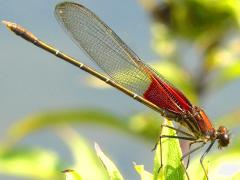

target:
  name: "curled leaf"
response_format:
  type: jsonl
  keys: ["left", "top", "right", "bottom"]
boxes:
{"left": 134, "top": 162, "right": 153, "bottom": 180}
{"left": 62, "top": 169, "right": 82, "bottom": 180}
{"left": 58, "top": 128, "right": 107, "bottom": 180}
{"left": 189, "top": 140, "right": 240, "bottom": 180}
{"left": 95, "top": 143, "right": 124, "bottom": 180}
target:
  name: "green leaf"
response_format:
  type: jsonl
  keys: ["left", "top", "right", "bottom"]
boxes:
{"left": 58, "top": 128, "right": 107, "bottom": 180}
{"left": 203, "top": 35, "right": 240, "bottom": 71}
{"left": 134, "top": 163, "right": 153, "bottom": 180}
{"left": 0, "top": 148, "right": 62, "bottom": 179}
{"left": 169, "top": 0, "right": 238, "bottom": 39}
{"left": 128, "top": 112, "right": 162, "bottom": 141}
{"left": 5, "top": 109, "right": 128, "bottom": 143}
{"left": 151, "top": 23, "right": 176, "bottom": 58}
{"left": 233, "top": 172, "right": 240, "bottom": 180}
{"left": 188, "top": 140, "right": 240, "bottom": 180}
{"left": 95, "top": 143, "right": 124, "bottom": 180}
{"left": 204, "top": 48, "right": 232, "bottom": 72}
{"left": 215, "top": 60, "right": 240, "bottom": 87}
{"left": 5, "top": 109, "right": 165, "bottom": 148}
{"left": 63, "top": 169, "right": 82, "bottom": 180}
{"left": 150, "top": 0, "right": 240, "bottom": 56}
{"left": 153, "top": 119, "right": 185, "bottom": 180}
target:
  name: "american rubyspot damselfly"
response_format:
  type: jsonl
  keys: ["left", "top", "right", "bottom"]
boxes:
{"left": 2, "top": 2, "right": 230, "bottom": 179}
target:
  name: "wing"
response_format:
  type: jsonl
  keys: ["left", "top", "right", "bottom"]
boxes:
{"left": 55, "top": 2, "right": 192, "bottom": 113}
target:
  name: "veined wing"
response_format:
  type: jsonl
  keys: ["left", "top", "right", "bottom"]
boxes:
{"left": 55, "top": 2, "right": 192, "bottom": 113}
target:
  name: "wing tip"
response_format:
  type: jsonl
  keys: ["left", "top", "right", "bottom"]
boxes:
{"left": 55, "top": 1, "right": 85, "bottom": 10}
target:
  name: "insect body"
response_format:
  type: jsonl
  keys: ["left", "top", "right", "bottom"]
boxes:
{"left": 3, "top": 2, "right": 230, "bottom": 179}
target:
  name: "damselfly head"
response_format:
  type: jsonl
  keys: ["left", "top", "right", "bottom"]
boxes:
{"left": 217, "top": 126, "right": 230, "bottom": 149}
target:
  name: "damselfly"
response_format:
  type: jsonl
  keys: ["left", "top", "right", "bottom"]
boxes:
{"left": 3, "top": 2, "right": 230, "bottom": 179}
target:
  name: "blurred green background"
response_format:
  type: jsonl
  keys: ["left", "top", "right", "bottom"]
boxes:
{"left": 0, "top": 0, "right": 240, "bottom": 179}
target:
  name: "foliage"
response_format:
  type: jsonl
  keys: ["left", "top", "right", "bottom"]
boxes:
{"left": 0, "top": 113, "right": 186, "bottom": 179}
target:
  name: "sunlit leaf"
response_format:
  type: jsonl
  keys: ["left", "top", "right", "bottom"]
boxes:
{"left": 6, "top": 109, "right": 165, "bottom": 148}
{"left": 63, "top": 169, "right": 82, "bottom": 180}
{"left": 153, "top": 119, "right": 185, "bottom": 180}
{"left": 58, "top": 128, "right": 107, "bottom": 180}
{"left": 203, "top": 41, "right": 240, "bottom": 90}
{"left": 216, "top": 60, "right": 240, "bottom": 87}
{"left": 0, "top": 148, "right": 62, "bottom": 179}
{"left": 6, "top": 109, "right": 127, "bottom": 144}
{"left": 204, "top": 37, "right": 240, "bottom": 71}
{"left": 188, "top": 140, "right": 240, "bottom": 180}
{"left": 221, "top": 0, "right": 240, "bottom": 27}
{"left": 151, "top": 23, "right": 176, "bottom": 58}
{"left": 204, "top": 49, "right": 234, "bottom": 72}
{"left": 187, "top": 156, "right": 208, "bottom": 180}
{"left": 134, "top": 163, "right": 152, "bottom": 180}
{"left": 233, "top": 172, "right": 240, "bottom": 180}
{"left": 129, "top": 112, "right": 162, "bottom": 141}
{"left": 95, "top": 143, "right": 124, "bottom": 180}
{"left": 149, "top": 0, "right": 240, "bottom": 56}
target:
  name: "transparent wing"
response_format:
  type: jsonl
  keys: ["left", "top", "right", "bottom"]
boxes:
{"left": 55, "top": 2, "right": 152, "bottom": 95}
{"left": 54, "top": 2, "right": 192, "bottom": 113}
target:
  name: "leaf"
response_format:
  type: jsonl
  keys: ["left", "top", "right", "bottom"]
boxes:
{"left": 5, "top": 109, "right": 128, "bottom": 144}
{"left": 128, "top": 112, "right": 162, "bottom": 141}
{"left": 58, "top": 128, "right": 107, "bottom": 180}
{"left": 203, "top": 41, "right": 240, "bottom": 89}
{"left": 233, "top": 172, "right": 240, "bottom": 180}
{"left": 149, "top": 0, "right": 240, "bottom": 56}
{"left": 188, "top": 139, "right": 240, "bottom": 180}
{"left": 221, "top": 0, "right": 240, "bottom": 27}
{"left": 204, "top": 48, "right": 233, "bottom": 72}
{"left": 204, "top": 36, "right": 240, "bottom": 71}
{"left": 134, "top": 163, "right": 153, "bottom": 180}
{"left": 63, "top": 169, "right": 82, "bottom": 180}
{"left": 5, "top": 109, "right": 166, "bottom": 148}
{"left": 95, "top": 143, "right": 124, "bottom": 180}
{"left": 0, "top": 148, "right": 62, "bottom": 179}
{"left": 151, "top": 23, "right": 176, "bottom": 58}
{"left": 153, "top": 119, "right": 185, "bottom": 180}
{"left": 215, "top": 60, "right": 240, "bottom": 87}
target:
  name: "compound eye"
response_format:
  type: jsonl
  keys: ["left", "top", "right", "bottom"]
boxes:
{"left": 218, "top": 133, "right": 230, "bottom": 148}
